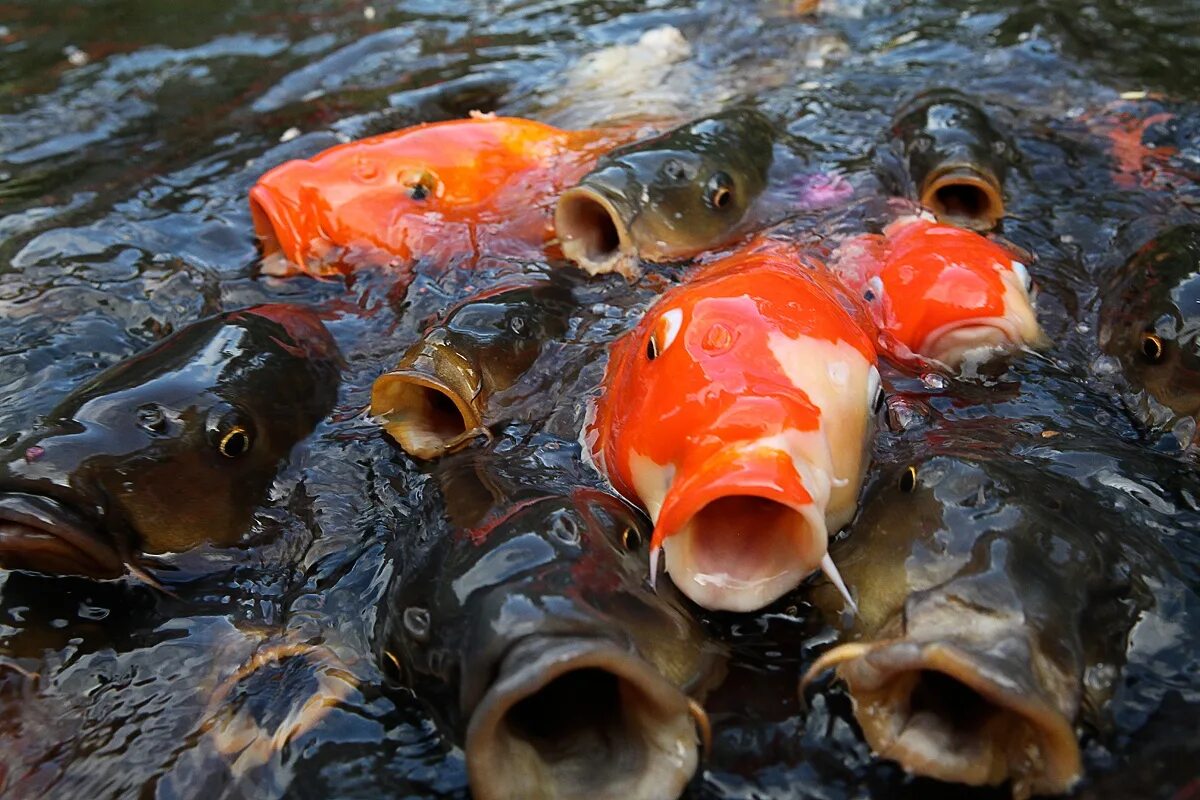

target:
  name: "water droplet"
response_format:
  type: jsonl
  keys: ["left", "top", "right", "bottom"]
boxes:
{"left": 920, "top": 372, "right": 948, "bottom": 390}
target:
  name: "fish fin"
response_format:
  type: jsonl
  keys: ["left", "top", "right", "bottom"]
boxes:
{"left": 820, "top": 553, "right": 857, "bottom": 616}
{"left": 649, "top": 546, "right": 661, "bottom": 590}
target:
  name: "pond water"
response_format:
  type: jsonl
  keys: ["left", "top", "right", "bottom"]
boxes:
{"left": 1, "top": 0, "right": 1199, "bottom": 797}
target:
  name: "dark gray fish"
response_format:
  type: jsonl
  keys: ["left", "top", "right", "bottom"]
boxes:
{"left": 555, "top": 108, "right": 775, "bottom": 279}
{"left": 377, "top": 441, "right": 723, "bottom": 800}
{"left": 0, "top": 305, "right": 340, "bottom": 579}
{"left": 803, "top": 453, "right": 1153, "bottom": 799}
{"left": 370, "top": 275, "right": 576, "bottom": 460}
{"left": 885, "top": 89, "right": 1014, "bottom": 231}
{"left": 1100, "top": 223, "right": 1200, "bottom": 435}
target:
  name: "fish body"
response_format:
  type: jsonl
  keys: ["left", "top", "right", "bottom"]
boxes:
{"left": 832, "top": 215, "right": 1044, "bottom": 370}
{"left": 556, "top": 108, "right": 776, "bottom": 279}
{"left": 804, "top": 452, "right": 1153, "bottom": 798}
{"left": 250, "top": 116, "right": 623, "bottom": 277}
{"left": 370, "top": 275, "right": 577, "bottom": 459}
{"left": 886, "top": 89, "right": 1013, "bottom": 231}
{"left": 377, "top": 441, "right": 722, "bottom": 800}
{"left": 0, "top": 306, "right": 340, "bottom": 578}
{"left": 587, "top": 241, "right": 880, "bottom": 612}
{"left": 1100, "top": 223, "right": 1200, "bottom": 431}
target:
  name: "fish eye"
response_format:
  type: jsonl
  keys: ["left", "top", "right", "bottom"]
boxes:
{"left": 621, "top": 526, "right": 643, "bottom": 551}
{"left": 646, "top": 334, "right": 659, "bottom": 360}
{"left": 705, "top": 171, "right": 735, "bottom": 211}
{"left": 136, "top": 403, "right": 168, "bottom": 434}
{"left": 206, "top": 404, "right": 255, "bottom": 459}
{"left": 1140, "top": 332, "right": 1166, "bottom": 363}
{"left": 867, "top": 365, "right": 884, "bottom": 414}
{"left": 899, "top": 465, "right": 918, "bottom": 493}
{"left": 645, "top": 308, "right": 684, "bottom": 362}
{"left": 399, "top": 169, "right": 439, "bottom": 202}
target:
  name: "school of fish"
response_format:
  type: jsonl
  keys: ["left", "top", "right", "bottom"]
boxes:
{"left": 3, "top": 73, "right": 1196, "bottom": 800}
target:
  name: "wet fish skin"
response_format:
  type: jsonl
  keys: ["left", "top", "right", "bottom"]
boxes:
{"left": 249, "top": 116, "right": 628, "bottom": 278}
{"left": 805, "top": 452, "right": 1151, "bottom": 799}
{"left": 588, "top": 239, "right": 880, "bottom": 612}
{"left": 556, "top": 108, "right": 776, "bottom": 279}
{"left": 0, "top": 305, "right": 341, "bottom": 578}
{"left": 1100, "top": 223, "right": 1200, "bottom": 428}
{"left": 370, "top": 275, "right": 577, "bottom": 460}
{"left": 885, "top": 89, "right": 1014, "bottom": 231}
{"left": 377, "top": 440, "right": 722, "bottom": 800}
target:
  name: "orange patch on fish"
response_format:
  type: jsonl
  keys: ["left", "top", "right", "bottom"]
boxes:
{"left": 249, "top": 115, "right": 629, "bottom": 277}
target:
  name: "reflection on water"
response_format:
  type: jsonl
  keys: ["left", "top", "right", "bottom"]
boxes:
{"left": 1, "top": 0, "right": 1199, "bottom": 797}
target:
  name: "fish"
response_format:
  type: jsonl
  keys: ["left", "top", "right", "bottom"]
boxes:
{"left": 831, "top": 214, "right": 1045, "bottom": 370}
{"left": 1099, "top": 223, "right": 1200, "bottom": 435}
{"left": 377, "top": 441, "right": 723, "bottom": 800}
{"left": 555, "top": 108, "right": 776, "bottom": 279}
{"left": 802, "top": 452, "right": 1155, "bottom": 799}
{"left": 249, "top": 114, "right": 628, "bottom": 278}
{"left": 884, "top": 89, "right": 1014, "bottom": 231}
{"left": 586, "top": 240, "right": 880, "bottom": 612}
{"left": 0, "top": 305, "right": 341, "bottom": 579}
{"left": 370, "top": 274, "right": 577, "bottom": 460}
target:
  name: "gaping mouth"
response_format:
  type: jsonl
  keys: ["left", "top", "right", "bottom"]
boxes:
{"left": 804, "top": 638, "right": 1082, "bottom": 799}
{"left": 919, "top": 320, "right": 1021, "bottom": 369}
{"left": 465, "top": 635, "right": 704, "bottom": 800}
{"left": 555, "top": 185, "right": 637, "bottom": 279}
{"left": 0, "top": 492, "right": 123, "bottom": 579}
{"left": 370, "top": 370, "right": 483, "bottom": 460}
{"left": 920, "top": 165, "right": 1005, "bottom": 231}
{"left": 248, "top": 185, "right": 306, "bottom": 278}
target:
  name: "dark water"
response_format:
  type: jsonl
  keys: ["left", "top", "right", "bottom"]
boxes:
{"left": 2, "top": 0, "right": 1199, "bottom": 797}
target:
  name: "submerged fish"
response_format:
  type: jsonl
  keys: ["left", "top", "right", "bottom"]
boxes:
{"left": 587, "top": 241, "right": 880, "bottom": 612}
{"left": 377, "top": 442, "right": 722, "bottom": 800}
{"left": 0, "top": 306, "right": 340, "bottom": 579}
{"left": 832, "top": 215, "right": 1045, "bottom": 370}
{"left": 1100, "top": 223, "right": 1200, "bottom": 434}
{"left": 803, "top": 453, "right": 1152, "bottom": 799}
{"left": 250, "top": 115, "right": 627, "bottom": 278}
{"left": 370, "top": 275, "right": 576, "bottom": 460}
{"left": 556, "top": 108, "right": 776, "bottom": 279}
{"left": 885, "top": 89, "right": 1014, "bottom": 231}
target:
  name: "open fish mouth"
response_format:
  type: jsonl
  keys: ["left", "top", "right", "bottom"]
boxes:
{"left": 248, "top": 184, "right": 315, "bottom": 277}
{"left": 555, "top": 184, "right": 638, "bottom": 279}
{"left": 920, "top": 164, "right": 1005, "bottom": 231}
{"left": 465, "top": 635, "right": 703, "bottom": 800}
{"left": 804, "top": 638, "right": 1082, "bottom": 800}
{"left": 0, "top": 492, "right": 124, "bottom": 579}
{"left": 919, "top": 320, "right": 1022, "bottom": 368}
{"left": 371, "top": 368, "right": 485, "bottom": 460}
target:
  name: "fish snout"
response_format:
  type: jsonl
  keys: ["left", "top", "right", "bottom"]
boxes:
{"left": 464, "top": 634, "right": 702, "bottom": 800}
{"left": 653, "top": 447, "right": 836, "bottom": 612}
{"left": 248, "top": 183, "right": 309, "bottom": 277}
{"left": 555, "top": 167, "right": 638, "bottom": 279}
{"left": 371, "top": 340, "right": 485, "bottom": 460}
{"left": 919, "top": 163, "right": 1005, "bottom": 231}
{"left": 0, "top": 491, "right": 123, "bottom": 578}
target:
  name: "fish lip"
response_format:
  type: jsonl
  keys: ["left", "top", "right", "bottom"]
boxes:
{"left": 464, "top": 634, "right": 700, "bottom": 800}
{"left": 0, "top": 492, "right": 124, "bottom": 579}
{"left": 370, "top": 367, "right": 484, "bottom": 460}
{"left": 805, "top": 637, "right": 1082, "bottom": 798}
{"left": 920, "top": 164, "right": 1005, "bottom": 231}
{"left": 248, "top": 184, "right": 307, "bottom": 277}
{"left": 918, "top": 319, "right": 1022, "bottom": 369}
{"left": 555, "top": 183, "right": 639, "bottom": 279}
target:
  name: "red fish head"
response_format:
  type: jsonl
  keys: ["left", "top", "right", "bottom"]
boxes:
{"left": 249, "top": 117, "right": 605, "bottom": 277}
{"left": 865, "top": 217, "right": 1044, "bottom": 368}
{"left": 589, "top": 247, "right": 878, "bottom": 612}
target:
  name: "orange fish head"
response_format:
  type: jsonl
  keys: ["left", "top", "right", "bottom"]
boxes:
{"left": 591, "top": 255, "right": 878, "bottom": 612}
{"left": 872, "top": 219, "right": 1045, "bottom": 368}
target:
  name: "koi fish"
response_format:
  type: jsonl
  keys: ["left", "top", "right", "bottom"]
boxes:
{"left": 587, "top": 241, "right": 880, "bottom": 612}
{"left": 832, "top": 215, "right": 1044, "bottom": 370}
{"left": 249, "top": 115, "right": 627, "bottom": 277}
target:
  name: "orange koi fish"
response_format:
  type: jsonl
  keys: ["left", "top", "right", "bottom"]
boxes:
{"left": 832, "top": 215, "right": 1044, "bottom": 369}
{"left": 249, "top": 115, "right": 628, "bottom": 277}
{"left": 586, "top": 241, "right": 880, "bottom": 612}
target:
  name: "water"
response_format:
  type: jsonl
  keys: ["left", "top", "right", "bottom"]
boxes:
{"left": 2, "top": 0, "right": 1199, "bottom": 797}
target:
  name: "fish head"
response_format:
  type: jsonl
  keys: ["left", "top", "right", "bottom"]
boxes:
{"left": 591, "top": 250, "right": 879, "bottom": 611}
{"left": 0, "top": 306, "right": 339, "bottom": 577}
{"left": 250, "top": 117, "right": 571, "bottom": 273}
{"left": 371, "top": 279, "right": 575, "bottom": 459}
{"left": 869, "top": 218, "right": 1044, "bottom": 369}
{"left": 384, "top": 484, "right": 716, "bottom": 800}
{"left": 892, "top": 90, "right": 1011, "bottom": 230}
{"left": 556, "top": 109, "right": 774, "bottom": 277}
{"left": 1101, "top": 224, "right": 1200, "bottom": 423}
